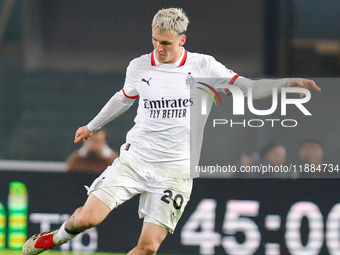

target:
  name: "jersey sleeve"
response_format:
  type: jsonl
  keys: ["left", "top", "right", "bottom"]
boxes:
{"left": 87, "top": 90, "right": 135, "bottom": 131}
{"left": 122, "top": 61, "right": 139, "bottom": 99}
{"left": 204, "top": 55, "right": 241, "bottom": 92}
{"left": 235, "top": 78, "right": 287, "bottom": 99}
{"left": 205, "top": 56, "right": 287, "bottom": 98}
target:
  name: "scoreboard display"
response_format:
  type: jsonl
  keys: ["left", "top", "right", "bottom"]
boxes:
{"left": 178, "top": 178, "right": 340, "bottom": 255}
{"left": 1, "top": 171, "right": 340, "bottom": 255}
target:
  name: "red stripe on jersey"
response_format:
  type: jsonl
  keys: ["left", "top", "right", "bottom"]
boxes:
{"left": 151, "top": 51, "right": 156, "bottom": 66}
{"left": 225, "top": 74, "right": 240, "bottom": 94}
{"left": 122, "top": 88, "right": 139, "bottom": 99}
{"left": 229, "top": 74, "right": 240, "bottom": 85}
{"left": 179, "top": 49, "right": 187, "bottom": 66}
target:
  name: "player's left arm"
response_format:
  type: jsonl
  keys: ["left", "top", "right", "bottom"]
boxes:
{"left": 209, "top": 57, "right": 321, "bottom": 97}
{"left": 231, "top": 77, "right": 321, "bottom": 99}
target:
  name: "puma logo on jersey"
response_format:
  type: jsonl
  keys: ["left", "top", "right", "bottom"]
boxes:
{"left": 141, "top": 78, "right": 152, "bottom": 86}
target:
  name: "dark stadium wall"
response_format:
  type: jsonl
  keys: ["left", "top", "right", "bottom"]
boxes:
{"left": 23, "top": 0, "right": 265, "bottom": 76}
{"left": 1, "top": 0, "right": 338, "bottom": 164}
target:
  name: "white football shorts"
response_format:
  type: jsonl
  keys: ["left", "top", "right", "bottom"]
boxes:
{"left": 86, "top": 155, "right": 193, "bottom": 234}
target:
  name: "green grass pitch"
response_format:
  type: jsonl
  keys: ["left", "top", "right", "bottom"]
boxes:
{"left": 0, "top": 250, "right": 123, "bottom": 255}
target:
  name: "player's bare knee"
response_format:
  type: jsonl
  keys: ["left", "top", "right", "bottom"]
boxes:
{"left": 136, "top": 239, "right": 161, "bottom": 255}
{"left": 136, "top": 244, "right": 158, "bottom": 255}
{"left": 75, "top": 211, "right": 98, "bottom": 229}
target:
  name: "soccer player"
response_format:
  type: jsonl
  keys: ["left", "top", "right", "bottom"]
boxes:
{"left": 23, "top": 8, "right": 321, "bottom": 255}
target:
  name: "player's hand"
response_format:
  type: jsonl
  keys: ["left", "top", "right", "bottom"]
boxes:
{"left": 287, "top": 78, "right": 321, "bottom": 98}
{"left": 74, "top": 126, "right": 93, "bottom": 143}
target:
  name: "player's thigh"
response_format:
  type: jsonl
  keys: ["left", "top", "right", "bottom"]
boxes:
{"left": 139, "top": 179, "right": 193, "bottom": 233}
{"left": 87, "top": 158, "right": 144, "bottom": 210}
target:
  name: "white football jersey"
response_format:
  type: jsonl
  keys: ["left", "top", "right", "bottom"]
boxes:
{"left": 119, "top": 48, "right": 239, "bottom": 179}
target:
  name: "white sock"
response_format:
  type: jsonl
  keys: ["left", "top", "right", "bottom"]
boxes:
{"left": 53, "top": 222, "right": 77, "bottom": 246}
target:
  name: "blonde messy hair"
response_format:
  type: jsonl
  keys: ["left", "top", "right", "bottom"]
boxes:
{"left": 152, "top": 8, "right": 189, "bottom": 35}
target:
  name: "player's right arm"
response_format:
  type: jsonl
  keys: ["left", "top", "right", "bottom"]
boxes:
{"left": 73, "top": 90, "right": 136, "bottom": 144}
{"left": 73, "top": 61, "right": 140, "bottom": 143}
{"left": 74, "top": 125, "right": 93, "bottom": 143}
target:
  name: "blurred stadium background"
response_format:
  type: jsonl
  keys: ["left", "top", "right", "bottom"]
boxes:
{"left": 0, "top": 0, "right": 339, "bottom": 163}
{"left": 0, "top": 0, "right": 339, "bottom": 254}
